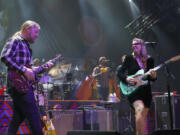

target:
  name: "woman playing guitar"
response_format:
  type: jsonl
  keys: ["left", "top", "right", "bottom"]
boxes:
{"left": 117, "top": 38, "right": 157, "bottom": 135}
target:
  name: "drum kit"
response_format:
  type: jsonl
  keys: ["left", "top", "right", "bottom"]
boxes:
{"left": 34, "top": 63, "right": 82, "bottom": 104}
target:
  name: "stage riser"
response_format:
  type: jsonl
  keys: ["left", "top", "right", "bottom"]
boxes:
{"left": 67, "top": 130, "right": 120, "bottom": 135}
{"left": 0, "top": 100, "right": 154, "bottom": 135}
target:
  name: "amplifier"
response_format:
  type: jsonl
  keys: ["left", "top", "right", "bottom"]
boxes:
{"left": 103, "top": 99, "right": 136, "bottom": 135}
{"left": 84, "top": 108, "right": 113, "bottom": 131}
{"left": 49, "top": 110, "right": 83, "bottom": 135}
{"left": 154, "top": 95, "right": 180, "bottom": 130}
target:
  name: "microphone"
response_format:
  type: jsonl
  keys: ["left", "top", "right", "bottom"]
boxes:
{"left": 144, "top": 42, "right": 157, "bottom": 46}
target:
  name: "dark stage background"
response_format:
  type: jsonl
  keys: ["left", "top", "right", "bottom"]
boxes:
{"left": 0, "top": 0, "right": 180, "bottom": 94}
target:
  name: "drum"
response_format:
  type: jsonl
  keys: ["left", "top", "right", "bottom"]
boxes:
{"left": 48, "top": 84, "right": 62, "bottom": 100}
{"left": 42, "top": 83, "right": 54, "bottom": 90}
{"left": 39, "top": 74, "right": 54, "bottom": 91}
{"left": 40, "top": 74, "right": 53, "bottom": 84}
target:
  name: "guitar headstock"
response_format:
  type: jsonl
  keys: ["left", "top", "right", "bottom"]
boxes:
{"left": 51, "top": 54, "right": 64, "bottom": 63}
{"left": 169, "top": 55, "right": 180, "bottom": 63}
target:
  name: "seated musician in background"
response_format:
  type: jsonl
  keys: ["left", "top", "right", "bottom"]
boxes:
{"left": 33, "top": 58, "right": 41, "bottom": 67}
{"left": 117, "top": 38, "right": 157, "bottom": 135}
{"left": 92, "top": 56, "right": 113, "bottom": 101}
{"left": 0, "top": 20, "right": 53, "bottom": 135}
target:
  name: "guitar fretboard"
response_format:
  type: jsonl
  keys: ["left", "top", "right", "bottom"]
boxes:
{"left": 34, "top": 55, "right": 62, "bottom": 74}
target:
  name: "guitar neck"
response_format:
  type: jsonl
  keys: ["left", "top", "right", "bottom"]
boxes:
{"left": 34, "top": 64, "right": 49, "bottom": 74}
{"left": 152, "top": 58, "right": 174, "bottom": 72}
{"left": 145, "top": 55, "right": 180, "bottom": 75}
{"left": 34, "top": 55, "right": 62, "bottom": 74}
{"left": 152, "top": 64, "right": 163, "bottom": 72}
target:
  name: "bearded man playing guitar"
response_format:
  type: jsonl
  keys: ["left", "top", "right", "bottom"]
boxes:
{"left": 0, "top": 20, "right": 54, "bottom": 135}
{"left": 117, "top": 38, "right": 157, "bottom": 135}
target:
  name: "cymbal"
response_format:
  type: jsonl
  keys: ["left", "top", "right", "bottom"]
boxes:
{"left": 48, "top": 63, "right": 72, "bottom": 77}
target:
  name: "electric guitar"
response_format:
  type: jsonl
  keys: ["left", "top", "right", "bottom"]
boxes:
{"left": 120, "top": 55, "right": 180, "bottom": 95}
{"left": 8, "top": 54, "right": 63, "bottom": 94}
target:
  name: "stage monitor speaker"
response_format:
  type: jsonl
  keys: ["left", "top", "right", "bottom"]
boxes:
{"left": 67, "top": 130, "right": 120, "bottom": 135}
{"left": 151, "top": 129, "right": 180, "bottom": 135}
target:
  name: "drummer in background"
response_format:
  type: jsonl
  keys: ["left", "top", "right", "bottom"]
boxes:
{"left": 33, "top": 58, "right": 41, "bottom": 67}
{"left": 32, "top": 58, "right": 42, "bottom": 101}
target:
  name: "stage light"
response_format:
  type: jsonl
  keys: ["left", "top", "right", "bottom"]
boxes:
{"left": 129, "top": 0, "right": 132, "bottom": 2}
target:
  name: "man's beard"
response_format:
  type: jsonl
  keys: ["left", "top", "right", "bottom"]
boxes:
{"left": 28, "top": 37, "right": 35, "bottom": 44}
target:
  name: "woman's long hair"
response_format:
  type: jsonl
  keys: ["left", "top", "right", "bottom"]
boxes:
{"left": 132, "top": 38, "right": 148, "bottom": 62}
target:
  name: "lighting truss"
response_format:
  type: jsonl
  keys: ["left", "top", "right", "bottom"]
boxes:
{"left": 125, "top": 0, "right": 176, "bottom": 36}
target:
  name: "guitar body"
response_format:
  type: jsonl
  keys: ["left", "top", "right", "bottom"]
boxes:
{"left": 45, "top": 119, "right": 57, "bottom": 135}
{"left": 9, "top": 70, "right": 32, "bottom": 94}
{"left": 120, "top": 69, "right": 148, "bottom": 95}
{"left": 8, "top": 54, "right": 62, "bottom": 94}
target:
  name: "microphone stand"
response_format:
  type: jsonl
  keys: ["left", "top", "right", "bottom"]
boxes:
{"left": 149, "top": 43, "right": 175, "bottom": 130}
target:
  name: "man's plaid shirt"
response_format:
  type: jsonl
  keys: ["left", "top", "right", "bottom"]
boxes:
{"left": 1, "top": 35, "right": 32, "bottom": 73}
